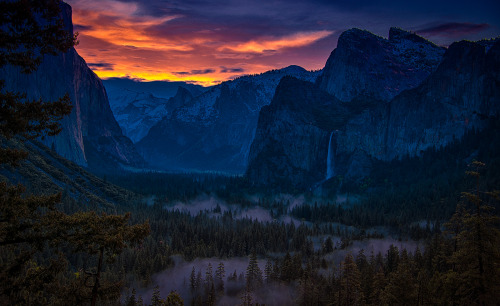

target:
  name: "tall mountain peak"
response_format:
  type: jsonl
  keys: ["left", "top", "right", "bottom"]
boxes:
{"left": 247, "top": 35, "right": 500, "bottom": 188}
{"left": 318, "top": 27, "right": 445, "bottom": 102}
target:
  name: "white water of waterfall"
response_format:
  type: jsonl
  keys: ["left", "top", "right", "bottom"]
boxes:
{"left": 326, "top": 131, "right": 334, "bottom": 180}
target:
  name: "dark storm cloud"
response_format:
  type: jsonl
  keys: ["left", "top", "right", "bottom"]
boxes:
{"left": 74, "top": 24, "right": 93, "bottom": 31}
{"left": 417, "top": 22, "right": 490, "bottom": 38}
{"left": 87, "top": 62, "right": 115, "bottom": 70}
{"left": 220, "top": 66, "right": 245, "bottom": 73}
{"left": 173, "top": 69, "right": 216, "bottom": 76}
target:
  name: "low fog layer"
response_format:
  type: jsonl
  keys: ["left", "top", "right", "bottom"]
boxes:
{"left": 136, "top": 237, "right": 423, "bottom": 304}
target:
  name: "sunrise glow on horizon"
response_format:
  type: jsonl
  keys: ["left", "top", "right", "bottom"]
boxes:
{"left": 66, "top": 0, "right": 500, "bottom": 86}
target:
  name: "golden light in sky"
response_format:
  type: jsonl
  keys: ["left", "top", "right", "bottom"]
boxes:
{"left": 66, "top": 0, "right": 499, "bottom": 87}
{"left": 68, "top": 0, "right": 334, "bottom": 86}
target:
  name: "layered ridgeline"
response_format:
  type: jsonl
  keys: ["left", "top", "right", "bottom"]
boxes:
{"left": 0, "top": 3, "right": 144, "bottom": 171}
{"left": 137, "top": 66, "right": 321, "bottom": 173}
{"left": 247, "top": 28, "right": 500, "bottom": 188}
{"left": 103, "top": 78, "right": 205, "bottom": 143}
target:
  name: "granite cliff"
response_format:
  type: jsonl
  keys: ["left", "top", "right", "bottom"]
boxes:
{"left": 317, "top": 28, "right": 445, "bottom": 102}
{"left": 247, "top": 29, "right": 500, "bottom": 188}
{"left": 0, "top": 3, "right": 144, "bottom": 171}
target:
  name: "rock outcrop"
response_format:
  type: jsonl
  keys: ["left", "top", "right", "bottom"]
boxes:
{"left": 317, "top": 28, "right": 445, "bottom": 102}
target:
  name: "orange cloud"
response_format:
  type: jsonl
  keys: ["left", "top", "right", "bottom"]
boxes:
{"left": 72, "top": 7, "right": 187, "bottom": 51}
{"left": 68, "top": 0, "right": 333, "bottom": 86}
{"left": 219, "top": 31, "right": 334, "bottom": 53}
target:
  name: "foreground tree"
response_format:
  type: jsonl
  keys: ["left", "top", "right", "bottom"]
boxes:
{"left": 57, "top": 212, "right": 150, "bottom": 305}
{"left": 0, "top": 1, "right": 74, "bottom": 303}
{"left": 339, "top": 253, "right": 364, "bottom": 306}
{"left": 444, "top": 161, "right": 500, "bottom": 304}
{"left": 0, "top": 1, "right": 150, "bottom": 304}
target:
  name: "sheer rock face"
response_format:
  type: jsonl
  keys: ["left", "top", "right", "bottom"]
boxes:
{"left": 317, "top": 28, "right": 445, "bottom": 102}
{"left": 247, "top": 34, "right": 500, "bottom": 187}
{"left": 0, "top": 3, "right": 144, "bottom": 170}
{"left": 246, "top": 77, "right": 347, "bottom": 187}
{"left": 382, "top": 40, "right": 500, "bottom": 160}
{"left": 137, "top": 66, "right": 321, "bottom": 173}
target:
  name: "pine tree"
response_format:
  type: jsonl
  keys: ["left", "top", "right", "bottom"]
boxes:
{"left": 322, "top": 236, "right": 334, "bottom": 254}
{"left": 356, "top": 249, "right": 373, "bottom": 303}
{"left": 264, "top": 259, "right": 273, "bottom": 283}
{"left": 385, "top": 244, "right": 400, "bottom": 274}
{"left": 240, "top": 287, "right": 253, "bottom": 306}
{"left": 196, "top": 271, "right": 203, "bottom": 290}
{"left": 152, "top": 285, "right": 162, "bottom": 306}
{"left": 59, "top": 212, "right": 150, "bottom": 305}
{"left": 445, "top": 161, "right": 500, "bottom": 304}
{"left": 369, "top": 268, "right": 386, "bottom": 305}
{"left": 215, "top": 262, "right": 225, "bottom": 295}
{"left": 190, "top": 266, "right": 197, "bottom": 291}
{"left": 205, "top": 263, "right": 214, "bottom": 290}
{"left": 381, "top": 248, "right": 416, "bottom": 305}
{"left": 127, "top": 288, "right": 137, "bottom": 306}
{"left": 246, "top": 252, "right": 263, "bottom": 291}
{"left": 164, "top": 290, "right": 184, "bottom": 306}
{"left": 340, "top": 253, "right": 364, "bottom": 305}
{"left": 0, "top": 1, "right": 75, "bottom": 303}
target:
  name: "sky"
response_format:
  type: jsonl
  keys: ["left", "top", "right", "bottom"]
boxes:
{"left": 66, "top": 0, "right": 500, "bottom": 86}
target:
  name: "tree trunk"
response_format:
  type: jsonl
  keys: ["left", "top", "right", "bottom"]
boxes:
{"left": 91, "top": 247, "right": 104, "bottom": 306}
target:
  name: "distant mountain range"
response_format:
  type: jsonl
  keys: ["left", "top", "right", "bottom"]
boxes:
{"left": 3, "top": 1, "right": 498, "bottom": 189}
{"left": 104, "top": 79, "right": 205, "bottom": 143}
{"left": 136, "top": 65, "right": 321, "bottom": 173}
{"left": 104, "top": 26, "right": 498, "bottom": 189}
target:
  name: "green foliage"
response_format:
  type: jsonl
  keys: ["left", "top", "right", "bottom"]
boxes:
{"left": 441, "top": 161, "right": 500, "bottom": 304}
{"left": 340, "top": 253, "right": 364, "bottom": 305}
{"left": 245, "top": 252, "right": 263, "bottom": 291}
{"left": 164, "top": 291, "right": 184, "bottom": 305}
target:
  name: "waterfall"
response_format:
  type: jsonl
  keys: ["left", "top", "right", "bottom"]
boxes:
{"left": 326, "top": 131, "right": 334, "bottom": 180}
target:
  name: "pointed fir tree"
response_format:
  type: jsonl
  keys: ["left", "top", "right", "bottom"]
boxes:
{"left": 340, "top": 253, "right": 364, "bottom": 305}
{"left": 246, "top": 252, "right": 263, "bottom": 291}
{"left": 151, "top": 285, "right": 162, "bottom": 306}
{"left": 0, "top": 2, "right": 151, "bottom": 304}
{"left": 445, "top": 161, "right": 500, "bottom": 304}
{"left": 164, "top": 290, "right": 184, "bottom": 306}
{"left": 381, "top": 248, "right": 417, "bottom": 305}
{"left": 264, "top": 259, "right": 273, "bottom": 283}
{"left": 215, "top": 261, "right": 225, "bottom": 295}
{"left": 190, "top": 266, "right": 197, "bottom": 291}
{"left": 0, "top": 1, "right": 72, "bottom": 303}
